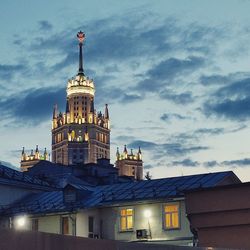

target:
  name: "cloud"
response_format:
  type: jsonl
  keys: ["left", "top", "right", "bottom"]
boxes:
{"left": 202, "top": 158, "right": 250, "bottom": 168}
{"left": 204, "top": 97, "right": 250, "bottom": 121}
{"left": 200, "top": 74, "right": 231, "bottom": 86}
{"left": 25, "top": 13, "right": 216, "bottom": 89}
{"left": 128, "top": 140, "right": 209, "bottom": 158}
{"left": 144, "top": 164, "right": 154, "bottom": 169}
{"left": 0, "top": 64, "right": 27, "bottom": 80}
{"left": 195, "top": 128, "right": 224, "bottom": 135}
{"left": 159, "top": 90, "right": 194, "bottom": 104}
{"left": 215, "top": 78, "right": 250, "bottom": 98}
{"left": 222, "top": 158, "right": 250, "bottom": 167}
{"left": 0, "top": 160, "right": 19, "bottom": 170}
{"left": 160, "top": 113, "right": 188, "bottom": 121}
{"left": 203, "top": 77, "right": 250, "bottom": 120}
{"left": 121, "top": 93, "right": 144, "bottom": 103}
{"left": 115, "top": 136, "right": 136, "bottom": 144}
{"left": 128, "top": 140, "right": 157, "bottom": 150}
{"left": 135, "top": 56, "right": 205, "bottom": 93}
{"left": 172, "top": 158, "right": 199, "bottom": 167}
{"left": 38, "top": 20, "right": 53, "bottom": 31}
{"left": 0, "top": 86, "right": 66, "bottom": 125}
{"left": 203, "top": 161, "right": 219, "bottom": 168}
{"left": 148, "top": 56, "right": 204, "bottom": 81}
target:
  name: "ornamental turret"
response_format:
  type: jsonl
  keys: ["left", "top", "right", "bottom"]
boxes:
{"left": 115, "top": 146, "right": 143, "bottom": 180}
{"left": 20, "top": 146, "right": 49, "bottom": 172}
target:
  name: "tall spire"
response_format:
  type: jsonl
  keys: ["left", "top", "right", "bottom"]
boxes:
{"left": 77, "top": 31, "right": 85, "bottom": 76}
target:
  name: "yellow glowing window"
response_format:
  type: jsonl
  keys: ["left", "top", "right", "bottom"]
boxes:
{"left": 164, "top": 204, "right": 179, "bottom": 229}
{"left": 120, "top": 208, "right": 133, "bottom": 231}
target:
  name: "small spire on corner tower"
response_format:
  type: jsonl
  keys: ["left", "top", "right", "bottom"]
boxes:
{"left": 116, "top": 147, "right": 120, "bottom": 160}
{"left": 104, "top": 104, "right": 109, "bottom": 119}
{"left": 77, "top": 31, "right": 85, "bottom": 76}
{"left": 53, "top": 104, "right": 58, "bottom": 119}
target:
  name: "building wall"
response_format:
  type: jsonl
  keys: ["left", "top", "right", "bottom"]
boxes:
{"left": 76, "top": 209, "right": 100, "bottom": 237}
{"left": 100, "top": 200, "right": 193, "bottom": 244}
{"left": 37, "top": 215, "right": 61, "bottom": 234}
{"left": 11, "top": 214, "right": 76, "bottom": 235}
{"left": 9, "top": 200, "right": 192, "bottom": 245}
{"left": 185, "top": 182, "right": 250, "bottom": 249}
{"left": 0, "top": 229, "right": 216, "bottom": 250}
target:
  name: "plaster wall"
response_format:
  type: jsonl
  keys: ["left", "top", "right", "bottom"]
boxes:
{"left": 100, "top": 200, "right": 193, "bottom": 244}
{"left": 76, "top": 209, "right": 100, "bottom": 237}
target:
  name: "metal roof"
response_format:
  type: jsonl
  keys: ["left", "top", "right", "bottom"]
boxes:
{"left": 0, "top": 164, "right": 53, "bottom": 190}
{"left": 83, "top": 171, "right": 237, "bottom": 207}
{"left": 1, "top": 171, "right": 238, "bottom": 216}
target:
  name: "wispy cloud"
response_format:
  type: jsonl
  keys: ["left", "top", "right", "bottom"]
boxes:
{"left": 203, "top": 80, "right": 250, "bottom": 121}
{"left": 0, "top": 64, "right": 27, "bottom": 81}
{"left": 172, "top": 158, "right": 199, "bottom": 167}
{"left": 128, "top": 139, "right": 209, "bottom": 159}
{"left": 159, "top": 90, "right": 194, "bottom": 105}
{"left": 160, "top": 113, "right": 188, "bottom": 121}
{"left": 38, "top": 20, "right": 53, "bottom": 31}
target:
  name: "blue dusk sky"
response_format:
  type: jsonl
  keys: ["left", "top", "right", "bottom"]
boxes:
{"left": 1, "top": 0, "right": 250, "bottom": 181}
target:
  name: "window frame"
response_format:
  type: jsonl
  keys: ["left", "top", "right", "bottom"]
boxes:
{"left": 162, "top": 202, "right": 181, "bottom": 230}
{"left": 119, "top": 207, "right": 134, "bottom": 232}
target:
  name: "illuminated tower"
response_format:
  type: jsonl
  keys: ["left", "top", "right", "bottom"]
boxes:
{"left": 115, "top": 146, "right": 143, "bottom": 180}
{"left": 52, "top": 31, "right": 110, "bottom": 165}
{"left": 20, "top": 146, "right": 49, "bottom": 171}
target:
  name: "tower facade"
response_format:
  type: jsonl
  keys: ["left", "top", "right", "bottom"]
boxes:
{"left": 115, "top": 146, "right": 143, "bottom": 180}
{"left": 52, "top": 31, "right": 110, "bottom": 165}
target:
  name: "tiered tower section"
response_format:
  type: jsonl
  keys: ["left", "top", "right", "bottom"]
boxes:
{"left": 52, "top": 31, "right": 110, "bottom": 165}
{"left": 20, "top": 146, "right": 49, "bottom": 171}
{"left": 115, "top": 145, "right": 143, "bottom": 180}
